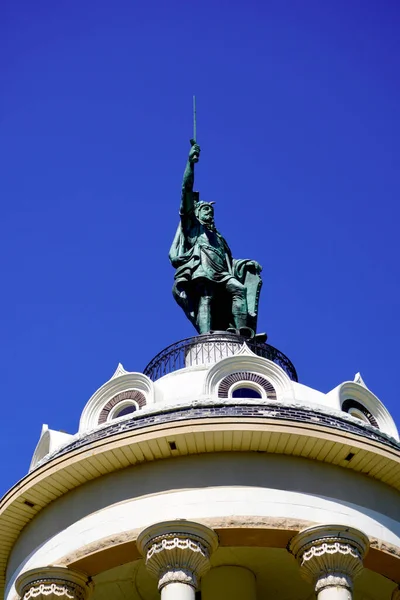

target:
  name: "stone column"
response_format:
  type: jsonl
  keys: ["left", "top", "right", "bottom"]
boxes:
{"left": 15, "top": 566, "right": 93, "bottom": 600}
{"left": 202, "top": 566, "right": 257, "bottom": 600}
{"left": 289, "top": 525, "right": 369, "bottom": 600}
{"left": 137, "top": 520, "right": 218, "bottom": 600}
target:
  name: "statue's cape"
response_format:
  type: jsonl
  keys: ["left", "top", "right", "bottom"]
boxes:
{"left": 169, "top": 221, "right": 192, "bottom": 269}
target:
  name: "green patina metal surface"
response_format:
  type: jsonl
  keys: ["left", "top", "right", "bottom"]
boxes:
{"left": 169, "top": 141, "right": 263, "bottom": 337}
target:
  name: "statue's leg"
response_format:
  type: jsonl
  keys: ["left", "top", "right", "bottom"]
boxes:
{"left": 196, "top": 282, "right": 213, "bottom": 334}
{"left": 226, "top": 279, "right": 248, "bottom": 329}
{"left": 172, "top": 281, "right": 198, "bottom": 330}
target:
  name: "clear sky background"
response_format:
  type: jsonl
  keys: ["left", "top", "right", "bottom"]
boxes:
{"left": 1, "top": 0, "right": 399, "bottom": 496}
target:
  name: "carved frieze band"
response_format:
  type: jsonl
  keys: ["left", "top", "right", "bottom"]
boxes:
{"left": 289, "top": 525, "right": 369, "bottom": 593}
{"left": 21, "top": 579, "right": 86, "bottom": 600}
{"left": 15, "top": 567, "right": 93, "bottom": 600}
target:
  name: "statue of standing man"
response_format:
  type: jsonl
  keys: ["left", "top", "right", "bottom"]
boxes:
{"left": 169, "top": 142, "right": 263, "bottom": 338}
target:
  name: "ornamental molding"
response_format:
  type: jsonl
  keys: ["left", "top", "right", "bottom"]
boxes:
{"left": 79, "top": 372, "right": 154, "bottom": 433}
{"left": 98, "top": 390, "right": 146, "bottom": 424}
{"left": 204, "top": 351, "right": 294, "bottom": 400}
{"left": 314, "top": 573, "right": 352, "bottom": 592}
{"left": 218, "top": 371, "right": 276, "bottom": 399}
{"left": 36, "top": 400, "right": 400, "bottom": 470}
{"left": 137, "top": 520, "right": 218, "bottom": 590}
{"left": 353, "top": 372, "right": 367, "bottom": 388}
{"left": 16, "top": 567, "right": 92, "bottom": 600}
{"left": 300, "top": 541, "right": 362, "bottom": 590}
{"left": 289, "top": 525, "right": 369, "bottom": 591}
{"left": 110, "top": 363, "right": 129, "bottom": 379}
{"left": 22, "top": 581, "right": 84, "bottom": 600}
{"left": 158, "top": 568, "right": 198, "bottom": 589}
{"left": 338, "top": 382, "right": 398, "bottom": 440}
{"left": 235, "top": 343, "right": 258, "bottom": 357}
{"left": 29, "top": 427, "right": 74, "bottom": 472}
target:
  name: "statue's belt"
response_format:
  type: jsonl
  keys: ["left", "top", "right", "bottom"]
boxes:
{"left": 198, "top": 243, "right": 227, "bottom": 262}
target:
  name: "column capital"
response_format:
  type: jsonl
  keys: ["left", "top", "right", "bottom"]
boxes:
{"left": 137, "top": 520, "right": 218, "bottom": 591}
{"left": 15, "top": 566, "right": 93, "bottom": 600}
{"left": 289, "top": 524, "right": 369, "bottom": 593}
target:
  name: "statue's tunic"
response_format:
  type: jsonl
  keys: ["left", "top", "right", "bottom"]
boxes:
{"left": 169, "top": 209, "right": 234, "bottom": 285}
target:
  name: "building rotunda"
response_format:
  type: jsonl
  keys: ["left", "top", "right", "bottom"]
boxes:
{"left": 0, "top": 331, "right": 399, "bottom": 600}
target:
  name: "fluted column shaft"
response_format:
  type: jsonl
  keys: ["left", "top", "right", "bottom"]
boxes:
{"left": 289, "top": 525, "right": 369, "bottom": 600}
{"left": 137, "top": 520, "right": 218, "bottom": 600}
{"left": 15, "top": 566, "right": 93, "bottom": 600}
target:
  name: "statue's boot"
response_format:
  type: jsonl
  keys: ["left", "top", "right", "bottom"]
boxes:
{"left": 226, "top": 279, "right": 249, "bottom": 331}
{"left": 232, "top": 309, "right": 248, "bottom": 330}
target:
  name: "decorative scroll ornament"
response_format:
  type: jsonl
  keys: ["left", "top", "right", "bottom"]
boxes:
{"left": 289, "top": 525, "right": 369, "bottom": 593}
{"left": 137, "top": 520, "right": 218, "bottom": 591}
{"left": 16, "top": 567, "right": 93, "bottom": 600}
{"left": 22, "top": 580, "right": 85, "bottom": 600}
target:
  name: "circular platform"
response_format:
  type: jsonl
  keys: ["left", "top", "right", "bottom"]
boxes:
{"left": 143, "top": 332, "right": 298, "bottom": 382}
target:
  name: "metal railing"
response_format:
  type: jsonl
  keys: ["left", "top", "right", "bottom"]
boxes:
{"left": 143, "top": 333, "right": 298, "bottom": 382}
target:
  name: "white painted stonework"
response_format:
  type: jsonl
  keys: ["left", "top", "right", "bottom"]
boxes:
{"left": 6, "top": 451, "right": 400, "bottom": 597}
{"left": 29, "top": 425, "right": 73, "bottom": 471}
{"left": 29, "top": 344, "right": 399, "bottom": 466}
{"left": 2, "top": 339, "right": 400, "bottom": 600}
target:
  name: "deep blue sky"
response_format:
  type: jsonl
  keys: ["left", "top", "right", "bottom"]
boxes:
{"left": 1, "top": 1, "right": 399, "bottom": 495}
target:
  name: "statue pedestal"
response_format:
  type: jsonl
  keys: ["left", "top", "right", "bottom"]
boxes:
{"left": 143, "top": 333, "right": 297, "bottom": 383}
{"left": 184, "top": 332, "right": 246, "bottom": 368}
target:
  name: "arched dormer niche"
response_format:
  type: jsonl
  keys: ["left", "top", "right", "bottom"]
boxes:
{"left": 204, "top": 343, "right": 294, "bottom": 402}
{"left": 336, "top": 380, "right": 398, "bottom": 440}
{"left": 79, "top": 364, "right": 154, "bottom": 433}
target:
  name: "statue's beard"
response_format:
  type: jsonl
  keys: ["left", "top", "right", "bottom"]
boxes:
{"left": 199, "top": 215, "right": 215, "bottom": 229}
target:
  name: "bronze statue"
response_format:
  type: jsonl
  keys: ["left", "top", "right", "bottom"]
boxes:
{"left": 169, "top": 139, "right": 263, "bottom": 338}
